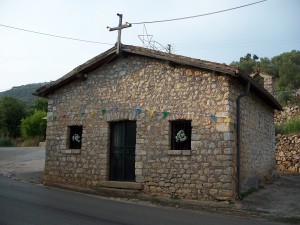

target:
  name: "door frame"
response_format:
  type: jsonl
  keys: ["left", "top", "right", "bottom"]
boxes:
{"left": 109, "top": 120, "right": 136, "bottom": 182}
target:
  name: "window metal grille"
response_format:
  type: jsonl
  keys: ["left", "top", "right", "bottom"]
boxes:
{"left": 171, "top": 120, "right": 191, "bottom": 150}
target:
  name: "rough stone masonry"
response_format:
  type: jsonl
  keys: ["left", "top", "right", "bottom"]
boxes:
{"left": 39, "top": 46, "right": 279, "bottom": 201}
{"left": 276, "top": 134, "right": 300, "bottom": 174}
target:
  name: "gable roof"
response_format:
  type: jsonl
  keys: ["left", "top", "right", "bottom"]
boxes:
{"left": 34, "top": 44, "right": 281, "bottom": 110}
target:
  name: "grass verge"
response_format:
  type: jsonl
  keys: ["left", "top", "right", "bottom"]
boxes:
{"left": 275, "top": 118, "right": 300, "bottom": 135}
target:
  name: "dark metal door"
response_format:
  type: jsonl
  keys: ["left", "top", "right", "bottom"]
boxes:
{"left": 110, "top": 121, "right": 136, "bottom": 181}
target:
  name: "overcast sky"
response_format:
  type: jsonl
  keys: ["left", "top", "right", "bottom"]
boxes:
{"left": 0, "top": 0, "right": 299, "bottom": 91}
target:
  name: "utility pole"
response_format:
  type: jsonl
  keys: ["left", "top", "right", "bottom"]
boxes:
{"left": 107, "top": 14, "right": 132, "bottom": 54}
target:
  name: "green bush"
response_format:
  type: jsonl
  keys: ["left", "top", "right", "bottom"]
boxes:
{"left": 0, "top": 137, "right": 13, "bottom": 147}
{"left": 20, "top": 110, "right": 47, "bottom": 140}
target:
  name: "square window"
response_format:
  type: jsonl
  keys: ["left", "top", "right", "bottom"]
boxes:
{"left": 69, "top": 125, "right": 83, "bottom": 149}
{"left": 171, "top": 120, "right": 191, "bottom": 150}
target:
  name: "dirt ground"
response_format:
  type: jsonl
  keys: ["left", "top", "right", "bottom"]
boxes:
{"left": 236, "top": 175, "right": 300, "bottom": 218}
{"left": 0, "top": 147, "right": 44, "bottom": 183}
{"left": 0, "top": 147, "right": 299, "bottom": 223}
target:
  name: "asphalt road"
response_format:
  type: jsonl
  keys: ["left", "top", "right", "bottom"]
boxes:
{"left": 0, "top": 176, "right": 279, "bottom": 225}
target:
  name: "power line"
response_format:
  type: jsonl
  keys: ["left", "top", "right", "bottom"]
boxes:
{"left": 0, "top": 23, "right": 114, "bottom": 45}
{"left": 176, "top": 34, "right": 300, "bottom": 46}
{"left": 0, "top": 0, "right": 268, "bottom": 46}
{"left": 129, "top": 0, "right": 267, "bottom": 24}
{"left": 174, "top": 35, "right": 300, "bottom": 51}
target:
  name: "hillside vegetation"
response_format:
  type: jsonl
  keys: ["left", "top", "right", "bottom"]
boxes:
{"left": 230, "top": 50, "right": 300, "bottom": 106}
{"left": 0, "top": 84, "right": 48, "bottom": 147}
{"left": 0, "top": 82, "right": 48, "bottom": 103}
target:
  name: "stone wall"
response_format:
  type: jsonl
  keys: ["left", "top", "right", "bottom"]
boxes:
{"left": 275, "top": 106, "right": 300, "bottom": 125}
{"left": 44, "top": 53, "right": 275, "bottom": 201}
{"left": 274, "top": 106, "right": 300, "bottom": 174}
{"left": 276, "top": 135, "right": 300, "bottom": 174}
{"left": 44, "top": 54, "right": 237, "bottom": 200}
{"left": 229, "top": 79, "right": 275, "bottom": 193}
{"left": 250, "top": 72, "right": 275, "bottom": 96}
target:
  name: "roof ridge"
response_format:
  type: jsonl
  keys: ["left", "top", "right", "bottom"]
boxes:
{"left": 121, "top": 44, "right": 235, "bottom": 69}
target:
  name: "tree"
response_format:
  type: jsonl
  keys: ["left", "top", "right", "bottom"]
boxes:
{"left": 275, "top": 84, "right": 295, "bottom": 105}
{"left": 29, "top": 98, "right": 48, "bottom": 113}
{"left": 259, "top": 57, "right": 277, "bottom": 76}
{"left": 230, "top": 53, "right": 259, "bottom": 74}
{"left": 230, "top": 50, "right": 300, "bottom": 106}
{"left": 20, "top": 110, "right": 47, "bottom": 140}
{"left": 272, "top": 50, "right": 300, "bottom": 89}
{"left": 0, "top": 97, "right": 27, "bottom": 137}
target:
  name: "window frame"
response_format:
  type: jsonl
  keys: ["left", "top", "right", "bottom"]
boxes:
{"left": 170, "top": 120, "right": 192, "bottom": 151}
{"left": 68, "top": 125, "right": 83, "bottom": 150}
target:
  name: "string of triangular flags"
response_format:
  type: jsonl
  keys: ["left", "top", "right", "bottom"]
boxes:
{"left": 49, "top": 106, "right": 234, "bottom": 126}
{"left": 109, "top": 107, "right": 171, "bottom": 118}
{"left": 84, "top": 107, "right": 174, "bottom": 118}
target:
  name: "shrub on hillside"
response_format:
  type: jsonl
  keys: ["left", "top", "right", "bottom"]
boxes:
{"left": 20, "top": 110, "right": 46, "bottom": 140}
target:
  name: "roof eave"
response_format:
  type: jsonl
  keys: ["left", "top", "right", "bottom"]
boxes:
{"left": 33, "top": 45, "right": 118, "bottom": 97}
{"left": 236, "top": 70, "right": 282, "bottom": 111}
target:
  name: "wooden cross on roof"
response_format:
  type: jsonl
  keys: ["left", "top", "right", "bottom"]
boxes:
{"left": 107, "top": 14, "right": 132, "bottom": 54}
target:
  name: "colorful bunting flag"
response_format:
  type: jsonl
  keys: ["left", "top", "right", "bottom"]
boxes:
{"left": 163, "top": 111, "right": 170, "bottom": 118}
{"left": 210, "top": 115, "right": 216, "bottom": 122}
{"left": 148, "top": 109, "right": 155, "bottom": 118}
{"left": 135, "top": 108, "right": 142, "bottom": 115}
{"left": 225, "top": 116, "right": 231, "bottom": 124}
